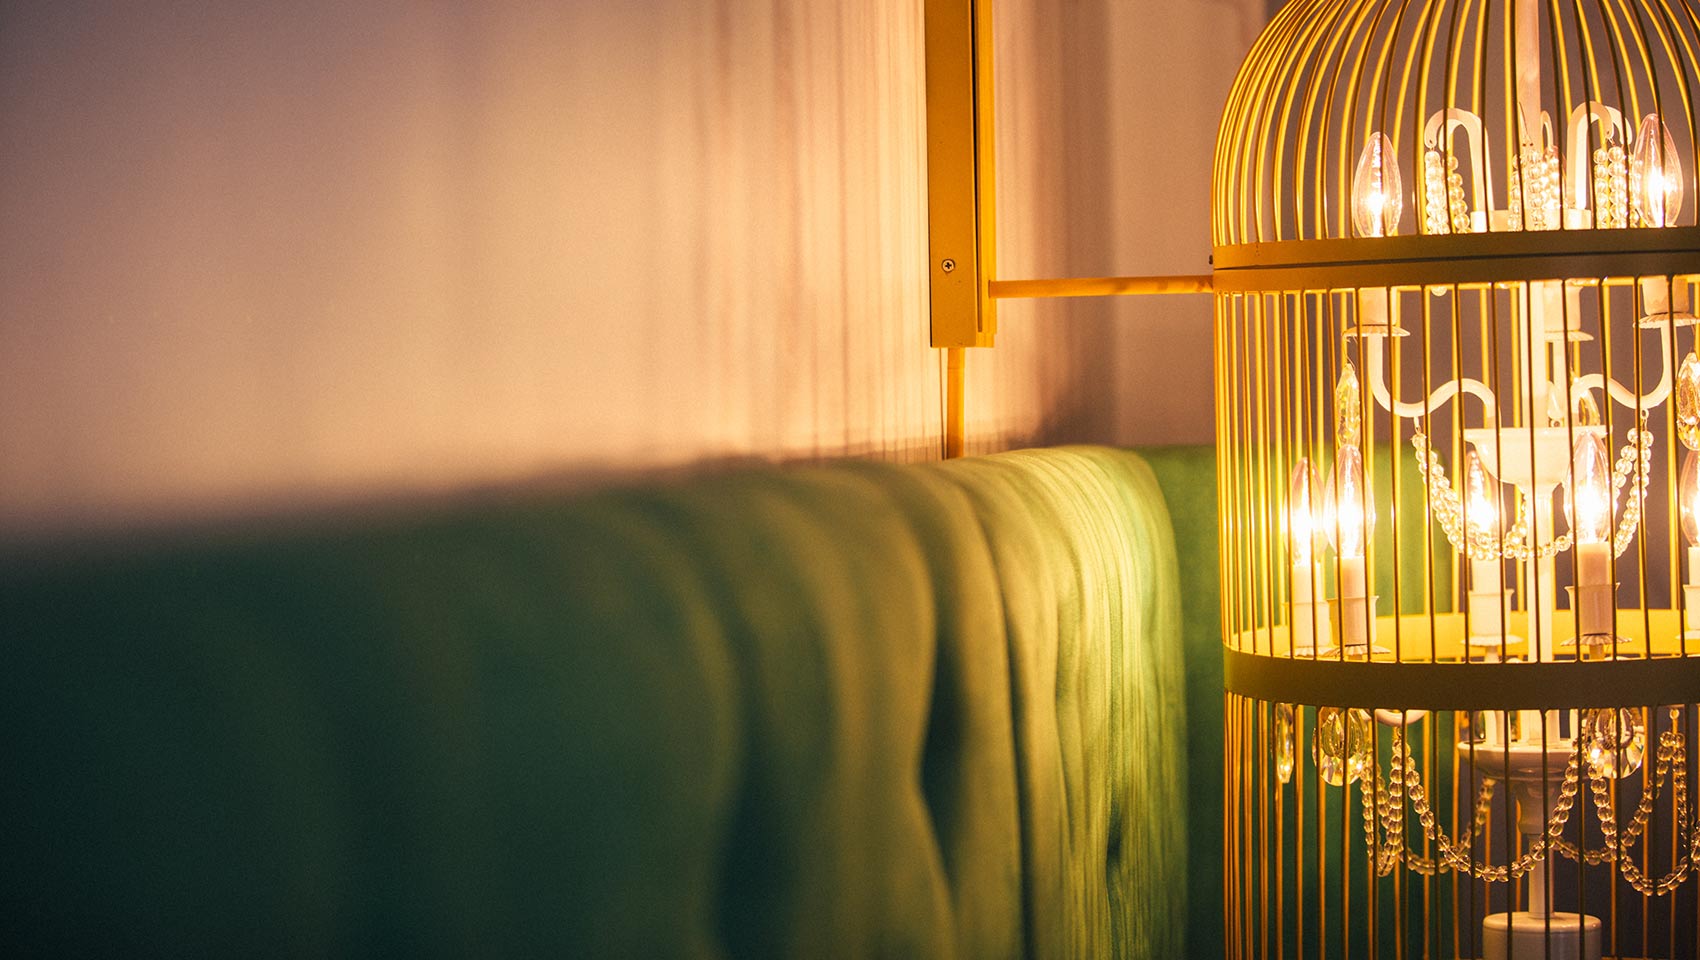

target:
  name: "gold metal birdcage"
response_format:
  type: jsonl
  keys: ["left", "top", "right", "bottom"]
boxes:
{"left": 1213, "top": 1, "right": 1700, "bottom": 958}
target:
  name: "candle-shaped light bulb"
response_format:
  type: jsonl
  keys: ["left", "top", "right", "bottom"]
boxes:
{"left": 1462, "top": 448, "right": 1503, "bottom": 602}
{"left": 1463, "top": 450, "right": 1498, "bottom": 540}
{"left": 1328, "top": 444, "right": 1377, "bottom": 647}
{"left": 1461, "top": 448, "right": 1507, "bottom": 635}
{"left": 1287, "top": 458, "right": 1331, "bottom": 647}
{"left": 1328, "top": 444, "right": 1372, "bottom": 560}
{"left": 1353, "top": 133, "right": 1403, "bottom": 237}
{"left": 1566, "top": 433, "right": 1613, "bottom": 545}
{"left": 1568, "top": 433, "right": 1615, "bottom": 643}
{"left": 1631, "top": 114, "right": 1683, "bottom": 228}
{"left": 1288, "top": 458, "right": 1321, "bottom": 563}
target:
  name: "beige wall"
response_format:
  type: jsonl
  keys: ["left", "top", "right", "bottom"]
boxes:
{"left": 0, "top": 1, "right": 1262, "bottom": 537}
{"left": 989, "top": 0, "right": 1263, "bottom": 451}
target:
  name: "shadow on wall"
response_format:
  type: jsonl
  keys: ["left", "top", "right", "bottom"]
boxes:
{"left": 0, "top": 0, "right": 1262, "bottom": 538}
{"left": 983, "top": 0, "right": 1262, "bottom": 451}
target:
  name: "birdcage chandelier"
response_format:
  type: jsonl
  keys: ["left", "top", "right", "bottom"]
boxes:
{"left": 1213, "top": 0, "right": 1700, "bottom": 958}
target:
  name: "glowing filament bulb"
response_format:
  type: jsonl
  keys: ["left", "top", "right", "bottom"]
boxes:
{"left": 1353, "top": 133, "right": 1402, "bottom": 237}
{"left": 1682, "top": 451, "right": 1700, "bottom": 547}
{"left": 1462, "top": 450, "right": 1498, "bottom": 541}
{"left": 1328, "top": 444, "right": 1372, "bottom": 559}
{"left": 1631, "top": 114, "right": 1683, "bottom": 227}
{"left": 1288, "top": 458, "right": 1321, "bottom": 562}
{"left": 1566, "top": 433, "right": 1613, "bottom": 545}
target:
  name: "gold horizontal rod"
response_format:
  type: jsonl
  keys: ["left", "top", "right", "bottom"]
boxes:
{"left": 987, "top": 274, "right": 1214, "bottom": 299}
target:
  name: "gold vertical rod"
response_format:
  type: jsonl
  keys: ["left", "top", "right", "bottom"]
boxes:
{"left": 944, "top": 347, "right": 966, "bottom": 458}
{"left": 1259, "top": 702, "right": 1271, "bottom": 960}
{"left": 925, "top": 0, "right": 993, "bottom": 456}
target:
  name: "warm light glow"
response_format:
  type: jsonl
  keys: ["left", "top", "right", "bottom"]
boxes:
{"left": 1287, "top": 458, "right": 1322, "bottom": 562}
{"left": 1566, "top": 433, "right": 1613, "bottom": 544}
{"left": 1353, "top": 133, "right": 1402, "bottom": 237}
{"left": 1682, "top": 451, "right": 1700, "bottom": 547}
{"left": 1328, "top": 444, "right": 1372, "bottom": 559}
{"left": 1631, "top": 113, "right": 1684, "bottom": 227}
{"left": 1214, "top": 2, "right": 1700, "bottom": 947}
{"left": 1462, "top": 449, "right": 1498, "bottom": 539}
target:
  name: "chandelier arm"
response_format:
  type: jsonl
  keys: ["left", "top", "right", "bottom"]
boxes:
{"left": 1364, "top": 335, "right": 1498, "bottom": 419}
{"left": 1571, "top": 327, "right": 1673, "bottom": 410}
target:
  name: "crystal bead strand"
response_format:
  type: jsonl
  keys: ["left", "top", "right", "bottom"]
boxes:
{"left": 1574, "top": 715, "right": 1698, "bottom": 895}
{"left": 1422, "top": 150, "right": 1473, "bottom": 234}
{"left": 1592, "top": 143, "right": 1629, "bottom": 229}
{"left": 1370, "top": 735, "right": 1585, "bottom": 881}
{"left": 1412, "top": 423, "right": 1651, "bottom": 562}
{"left": 1506, "top": 146, "right": 1562, "bottom": 231}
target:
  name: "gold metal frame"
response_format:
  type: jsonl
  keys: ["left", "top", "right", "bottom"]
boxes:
{"left": 923, "top": 0, "right": 998, "bottom": 351}
{"left": 1213, "top": 2, "right": 1700, "bottom": 956}
{"left": 921, "top": 0, "right": 1215, "bottom": 455}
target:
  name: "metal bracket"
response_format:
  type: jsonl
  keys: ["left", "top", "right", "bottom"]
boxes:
{"left": 923, "top": 0, "right": 997, "bottom": 348}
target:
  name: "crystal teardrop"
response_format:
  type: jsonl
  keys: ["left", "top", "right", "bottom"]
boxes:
{"left": 1335, "top": 360, "right": 1362, "bottom": 446}
{"left": 1313, "top": 707, "right": 1373, "bottom": 786}
{"left": 1273, "top": 703, "right": 1295, "bottom": 784}
{"left": 1581, "top": 707, "right": 1645, "bottom": 779}
{"left": 1678, "top": 352, "right": 1700, "bottom": 450}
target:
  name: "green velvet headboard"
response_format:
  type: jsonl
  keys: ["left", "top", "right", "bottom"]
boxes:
{"left": 2, "top": 445, "right": 1202, "bottom": 958}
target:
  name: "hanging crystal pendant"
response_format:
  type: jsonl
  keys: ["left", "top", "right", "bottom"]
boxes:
{"left": 1678, "top": 352, "right": 1700, "bottom": 450}
{"left": 1313, "top": 707, "right": 1373, "bottom": 786}
{"left": 1466, "top": 710, "right": 1492, "bottom": 742}
{"left": 1335, "top": 360, "right": 1362, "bottom": 447}
{"left": 1581, "top": 707, "right": 1646, "bottom": 778}
{"left": 1274, "top": 703, "right": 1295, "bottom": 783}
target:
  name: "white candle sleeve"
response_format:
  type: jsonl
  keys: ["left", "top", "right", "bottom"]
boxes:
{"left": 1470, "top": 557, "right": 1501, "bottom": 592}
{"left": 1577, "top": 542, "right": 1610, "bottom": 588}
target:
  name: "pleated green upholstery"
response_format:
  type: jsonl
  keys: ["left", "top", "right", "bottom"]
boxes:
{"left": 1135, "top": 445, "right": 1226, "bottom": 960}
{"left": 2, "top": 446, "right": 1191, "bottom": 958}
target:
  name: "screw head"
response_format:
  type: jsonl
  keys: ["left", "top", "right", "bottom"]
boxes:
{"left": 941, "top": 259, "right": 956, "bottom": 273}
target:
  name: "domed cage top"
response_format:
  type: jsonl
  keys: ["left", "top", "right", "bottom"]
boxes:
{"left": 1215, "top": 0, "right": 1700, "bottom": 248}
